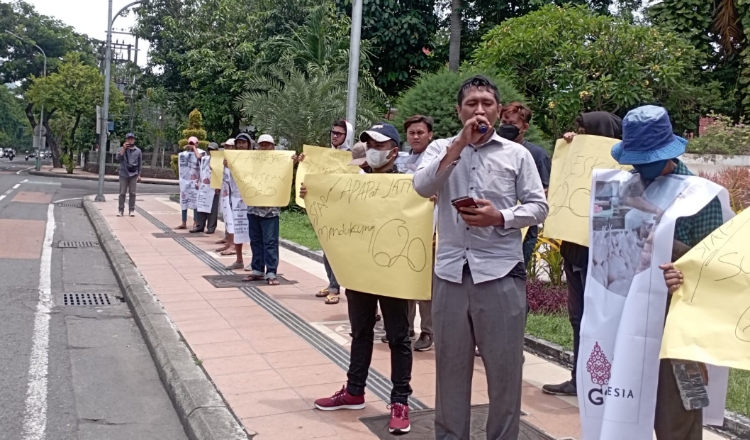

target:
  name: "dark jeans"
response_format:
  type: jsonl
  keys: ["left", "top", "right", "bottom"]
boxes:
{"left": 323, "top": 254, "right": 340, "bottom": 293}
{"left": 118, "top": 174, "right": 137, "bottom": 212}
{"left": 346, "top": 289, "right": 412, "bottom": 404}
{"left": 196, "top": 194, "right": 219, "bottom": 232}
{"left": 563, "top": 260, "right": 586, "bottom": 386}
{"left": 247, "top": 214, "right": 279, "bottom": 278}
{"left": 522, "top": 225, "right": 539, "bottom": 267}
{"left": 181, "top": 209, "right": 197, "bottom": 223}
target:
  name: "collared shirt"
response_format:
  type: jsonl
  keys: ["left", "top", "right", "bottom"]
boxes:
{"left": 247, "top": 206, "right": 280, "bottom": 218}
{"left": 670, "top": 160, "right": 724, "bottom": 246}
{"left": 413, "top": 134, "right": 549, "bottom": 284}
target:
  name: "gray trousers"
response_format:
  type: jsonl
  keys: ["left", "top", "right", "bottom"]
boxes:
{"left": 118, "top": 175, "right": 137, "bottom": 212}
{"left": 433, "top": 267, "right": 526, "bottom": 440}
{"left": 408, "top": 300, "right": 433, "bottom": 335}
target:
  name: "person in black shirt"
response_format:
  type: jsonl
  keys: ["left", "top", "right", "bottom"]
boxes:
{"left": 498, "top": 102, "right": 551, "bottom": 266}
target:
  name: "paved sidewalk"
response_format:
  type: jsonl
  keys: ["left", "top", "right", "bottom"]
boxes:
{"left": 30, "top": 165, "right": 178, "bottom": 186}
{"left": 93, "top": 194, "right": 727, "bottom": 440}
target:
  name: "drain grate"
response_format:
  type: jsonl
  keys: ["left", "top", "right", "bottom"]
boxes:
{"left": 63, "top": 293, "right": 119, "bottom": 306}
{"left": 58, "top": 203, "right": 82, "bottom": 208}
{"left": 57, "top": 241, "right": 100, "bottom": 248}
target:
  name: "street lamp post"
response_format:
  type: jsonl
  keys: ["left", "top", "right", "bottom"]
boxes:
{"left": 96, "top": 0, "right": 142, "bottom": 202}
{"left": 345, "top": 0, "right": 363, "bottom": 126}
{"left": 5, "top": 30, "right": 46, "bottom": 171}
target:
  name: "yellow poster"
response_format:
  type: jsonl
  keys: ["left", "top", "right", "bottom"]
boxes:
{"left": 544, "top": 135, "right": 630, "bottom": 246}
{"left": 304, "top": 174, "right": 433, "bottom": 300}
{"left": 660, "top": 209, "right": 750, "bottom": 370}
{"left": 209, "top": 150, "right": 224, "bottom": 189}
{"left": 224, "top": 150, "right": 295, "bottom": 207}
{"left": 295, "top": 145, "right": 360, "bottom": 208}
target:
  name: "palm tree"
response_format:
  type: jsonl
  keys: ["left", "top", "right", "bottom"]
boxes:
{"left": 448, "top": 0, "right": 462, "bottom": 72}
{"left": 713, "top": 0, "right": 744, "bottom": 55}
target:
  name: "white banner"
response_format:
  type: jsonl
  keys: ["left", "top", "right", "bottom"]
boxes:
{"left": 578, "top": 170, "right": 732, "bottom": 440}
{"left": 178, "top": 151, "right": 200, "bottom": 210}
{"left": 221, "top": 168, "right": 234, "bottom": 234}
{"left": 227, "top": 170, "right": 249, "bottom": 244}
{"left": 196, "top": 156, "right": 215, "bottom": 213}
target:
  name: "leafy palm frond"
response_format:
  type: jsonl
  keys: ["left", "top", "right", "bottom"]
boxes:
{"left": 713, "top": 0, "right": 743, "bottom": 54}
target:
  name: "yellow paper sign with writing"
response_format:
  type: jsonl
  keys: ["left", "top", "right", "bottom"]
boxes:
{"left": 224, "top": 150, "right": 295, "bottom": 207}
{"left": 660, "top": 210, "right": 750, "bottom": 370}
{"left": 305, "top": 173, "right": 433, "bottom": 300}
{"left": 209, "top": 150, "right": 225, "bottom": 189}
{"left": 296, "top": 145, "right": 360, "bottom": 208}
{"left": 544, "top": 135, "right": 630, "bottom": 246}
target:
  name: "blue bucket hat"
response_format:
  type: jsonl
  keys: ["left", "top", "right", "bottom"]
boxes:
{"left": 610, "top": 105, "right": 687, "bottom": 165}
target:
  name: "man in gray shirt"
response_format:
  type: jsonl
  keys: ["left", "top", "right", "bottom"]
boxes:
{"left": 116, "top": 132, "right": 142, "bottom": 217}
{"left": 413, "top": 75, "right": 548, "bottom": 440}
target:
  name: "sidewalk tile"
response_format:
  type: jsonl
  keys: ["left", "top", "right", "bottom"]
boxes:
{"left": 226, "top": 314, "right": 284, "bottom": 329}
{"left": 182, "top": 328, "right": 243, "bottom": 345}
{"left": 158, "top": 293, "right": 205, "bottom": 303}
{"left": 217, "top": 306, "right": 270, "bottom": 319}
{"left": 241, "top": 410, "right": 336, "bottom": 440}
{"left": 191, "top": 340, "right": 256, "bottom": 360}
{"left": 162, "top": 300, "right": 210, "bottom": 312}
{"left": 169, "top": 307, "right": 223, "bottom": 322}
{"left": 214, "top": 370, "right": 290, "bottom": 395}
{"left": 236, "top": 324, "right": 296, "bottom": 342}
{"left": 199, "top": 290, "right": 248, "bottom": 300}
{"left": 208, "top": 298, "right": 258, "bottom": 308}
{"left": 262, "top": 349, "right": 330, "bottom": 369}
{"left": 249, "top": 335, "right": 315, "bottom": 354}
{"left": 176, "top": 317, "right": 232, "bottom": 333}
{"left": 275, "top": 364, "right": 348, "bottom": 388}
{"left": 203, "top": 354, "right": 271, "bottom": 376}
{"left": 226, "top": 388, "right": 311, "bottom": 419}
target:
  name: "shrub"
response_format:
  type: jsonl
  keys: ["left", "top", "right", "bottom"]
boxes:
{"left": 173, "top": 109, "right": 210, "bottom": 175}
{"left": 699, "top": 167, "right": 750, "bottom": 213}
{"left": 528, "top": 234, "right": 564, "bottom": 287}
{"left": 526, "top": 279, "right": 568, "bottom": 315}
{"left": 394, "top": 68, "right": 548, "bottom": 150}
{"left": 687, "top": 113, "right": 750, "bottom": 156}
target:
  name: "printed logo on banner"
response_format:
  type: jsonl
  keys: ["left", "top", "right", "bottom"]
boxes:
{"left": 585, "top": 342, "right": 634, "bottom": 406}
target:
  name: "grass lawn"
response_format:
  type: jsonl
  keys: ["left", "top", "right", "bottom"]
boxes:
{"left": 279, "top": 209, "right": 321, "bottom": 251}
{"left": 526, "top": 312, "right": 750, "bottom": 418}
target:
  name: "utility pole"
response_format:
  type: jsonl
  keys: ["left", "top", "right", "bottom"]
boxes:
{"left": 345, "top": 0, "right": 363, "bottom": 126}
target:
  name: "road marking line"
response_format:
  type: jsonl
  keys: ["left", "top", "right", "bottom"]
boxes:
{"left": 12, "top": 183, "right": 20, "bottom": 189}
{"left": 21, "top": 204, "right": 55, "bottom": 440}
{"left": 17, "top": 166, "right": 33, "bottom": 175}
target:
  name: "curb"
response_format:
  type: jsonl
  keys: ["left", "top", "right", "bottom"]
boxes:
{"left": 29, "top": 170, "right": 179, "bottom": 186}
{"left": 82, "top": 197, "right": 251, "bottom": 440}
{"left": 275, "top": 235, "right": 750, "bottom": 440}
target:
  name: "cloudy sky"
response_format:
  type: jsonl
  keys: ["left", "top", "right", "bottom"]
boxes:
{"left": 24, "top": 0, "right": 149, "bottom": 66}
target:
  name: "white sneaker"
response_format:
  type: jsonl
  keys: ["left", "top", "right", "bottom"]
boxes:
{"left": 129, "top": 211, "right": 135, "bottom": 217}
{"left": 117, "top": 211, "right": 123, "bottom": 217}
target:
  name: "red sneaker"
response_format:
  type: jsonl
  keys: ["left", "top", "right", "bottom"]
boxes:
{"left": 314, "top": 386, "right": 365, "bottom": 411}
{"left": 388, "top": 402, "right": 410, "bottom": 434}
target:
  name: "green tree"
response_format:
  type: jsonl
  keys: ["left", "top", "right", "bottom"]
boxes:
{"left": 171, "top": 109, "right": 209, "bottom": 175}
{"left": 26, "top": 53, "right": 125, "bottom": 167}
{"left": 235, "top": 62, "right": 379, "bottom": 152}
{"left": 0, "top": 85, "right": 30, "bottom": 149}
{"left": 336, "top": 0, "right": 441, "bottom": 97}
{"left": 474, "top": 5, "right": 718, "bottom": 138}
{"left": 395, "top": 68, "right": 546, "bottom": 147}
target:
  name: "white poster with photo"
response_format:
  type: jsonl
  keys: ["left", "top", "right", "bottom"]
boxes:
{"left": 196, "top": 156, "right": 215, "bottom": 213}
{"left": 221, "top": 167, "right": 234, "bottom": 234}
{"left": 178, "top": 151, "right": 200, "bottom": 210}
{"left": 578, "top": 169, "right": 732, "bottom": 440}
{"left": 228, "top": 171, "right": 249, "bottom": 244}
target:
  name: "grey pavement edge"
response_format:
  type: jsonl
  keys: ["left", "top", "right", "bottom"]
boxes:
{"left": 29, "top": 170, "right": 179, "bottom": 186}
{"left": 82, "top": 197, "right": 252, "bottom": 440}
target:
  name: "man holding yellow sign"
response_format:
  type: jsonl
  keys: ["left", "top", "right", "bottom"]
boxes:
{"left": 300, "top": 123, "right": 418, "bottom": 435}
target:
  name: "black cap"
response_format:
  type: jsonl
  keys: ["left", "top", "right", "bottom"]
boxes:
{"left": 360, "top": 123, "right": 400, "bottom": 146}
{"left": 235, "top": 133, "right": 252, "bottom": 142}
{"left": 125, "top": 132, "right": 136, "bottom": 139}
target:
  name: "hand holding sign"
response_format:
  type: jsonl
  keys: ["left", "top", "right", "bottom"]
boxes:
{"left": 295, "top": 145, "right": 360, "bottom": 208}
{"left": 224, "top": 150, "right": 295, "bottom": 207}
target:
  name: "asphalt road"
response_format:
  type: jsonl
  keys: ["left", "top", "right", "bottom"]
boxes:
{"left": 0, "top": 158, "right": 186, "bottom": 440}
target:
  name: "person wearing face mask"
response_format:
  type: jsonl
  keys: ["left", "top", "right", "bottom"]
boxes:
{"left": 299, "top": 123, "right": 414, "bottom": 435}
{"left": 413, "top": 76, "right": 548, "bottom": 440}
{"left": 612, "top": 105, "right": 723, "bottom": 440}
{"left": 498, "top": 102, "right": 550, "bottom": 266}
{"left": 542, "top": 110, "right": 623, "bottom": 398}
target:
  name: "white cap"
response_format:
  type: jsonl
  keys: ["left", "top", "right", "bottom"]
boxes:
{"left": 222, "top": 138, "right": 235, "bottom": 146}
{"left": 258, "top": 134, "right": 275, "bottom": 144}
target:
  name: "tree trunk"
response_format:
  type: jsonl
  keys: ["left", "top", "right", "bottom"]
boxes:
{"left": 70, "top": 113, "right": 82, "bottom": 152}
{"left": 151, "top": 106, "right": 163, "bottom": 168}
{"left": 448, "top": 0, "right": 462, "bottom": 72}
{"left": 231, "top": 113, "right": 241, "bottom": 137}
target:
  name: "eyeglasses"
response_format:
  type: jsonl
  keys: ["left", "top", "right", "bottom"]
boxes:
{"left": 330, "top": 130, "right": 346, "bottom": 137}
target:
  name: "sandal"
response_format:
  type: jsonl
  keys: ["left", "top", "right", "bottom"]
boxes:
{"left": 325, "top": 294, "right": 340, "bottom": 305}
{"left": 224, "top": 262, "right": 244, "bottom": 270}
{"left": 175, "top": 225, "right": 187, "bottom": 230}
{"left": 215, "top": 239, "right": 227, "bottom": 245}
{"left": 242, "top": 274, "right": 264, "bottom": 282}
{"left": 219, "top": 249, "right": 236, "bottom": 256}
{"left": 316, "top": 288, "right": 338, "bottom": 298}
{"left": 267, "top": 278, "right": 280, "bottom": 286}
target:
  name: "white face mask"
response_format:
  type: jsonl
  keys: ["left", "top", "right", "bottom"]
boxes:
{"left": 365, "top": 148, "right": 392, "bottom": 169}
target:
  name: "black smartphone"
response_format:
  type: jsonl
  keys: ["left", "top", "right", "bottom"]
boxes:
{"left": 451, "top": 196, "right": 479, "bottom": 210}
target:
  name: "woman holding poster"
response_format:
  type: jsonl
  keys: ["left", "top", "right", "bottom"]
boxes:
{"left": 577, "top": 106, "right": 733, "bottom": 440}
{"left": 222, "top": 133, "right": 251, "bottom": 270}
{"left": 176, "top": 136, "right": 203, "bottom": 230}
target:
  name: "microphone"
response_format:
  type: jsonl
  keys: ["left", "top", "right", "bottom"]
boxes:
{"left": 478, "top": 123, "right": 488, "bottom": 134}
